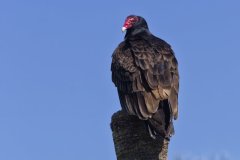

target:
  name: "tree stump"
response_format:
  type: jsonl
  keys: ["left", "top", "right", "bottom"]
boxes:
{"left": 111, "top": 110, "right": 169, "bottom": 160}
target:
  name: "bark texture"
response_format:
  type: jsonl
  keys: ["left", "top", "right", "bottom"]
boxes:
{"left": 111, "top": 110, "right": 169, "bottom": 160}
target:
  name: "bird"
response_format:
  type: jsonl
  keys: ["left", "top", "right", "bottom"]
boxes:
{"left": 111, "top": 15, "right": 179, "bottom": 139}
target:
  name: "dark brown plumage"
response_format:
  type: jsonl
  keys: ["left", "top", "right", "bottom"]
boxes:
{"left": 111, "top": 15, "right": 179, "bottom": 138}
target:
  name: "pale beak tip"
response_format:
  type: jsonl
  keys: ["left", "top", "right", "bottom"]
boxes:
{"left": 121, "top": 27, "right": 127, "bottom": 32}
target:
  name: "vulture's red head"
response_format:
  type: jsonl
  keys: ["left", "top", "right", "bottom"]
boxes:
{"left": 121, "top": 15, "right": 149, "bottom": 33}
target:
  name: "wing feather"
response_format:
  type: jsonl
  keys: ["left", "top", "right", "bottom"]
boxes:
{"left": 111, "top": 37, "right": 179, "bottom": 120}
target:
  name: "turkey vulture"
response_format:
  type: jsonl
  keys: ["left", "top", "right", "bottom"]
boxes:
{"left": 111, "top": 15, "right": 179, "bottom": 139}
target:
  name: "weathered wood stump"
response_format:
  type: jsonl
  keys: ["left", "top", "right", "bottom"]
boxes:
{"left": 111, "top": 110, "right": 169, "bottom": 160}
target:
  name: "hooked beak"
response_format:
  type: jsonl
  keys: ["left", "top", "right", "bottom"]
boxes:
{"left": 121, "top": 27, "right": 127, "bottom": 32}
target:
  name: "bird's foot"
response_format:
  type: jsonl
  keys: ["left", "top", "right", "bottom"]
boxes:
{"left": 147, "top": 124, "right": 157, "bottom": 139}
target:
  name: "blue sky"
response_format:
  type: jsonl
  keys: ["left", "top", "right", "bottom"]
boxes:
{"left": 0, "top": 0, "right": 239, "bottom": 159}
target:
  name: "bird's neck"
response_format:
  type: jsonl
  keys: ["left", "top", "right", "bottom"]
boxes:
{"left": 125, "top": 28, "right": 151, "bottom": 40}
